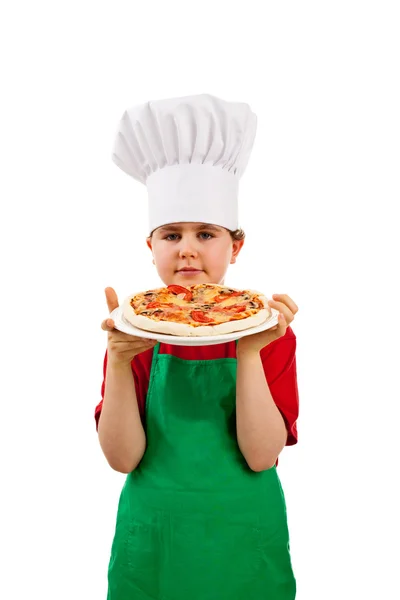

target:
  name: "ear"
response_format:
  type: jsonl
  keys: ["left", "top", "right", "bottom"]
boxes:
{"left": 230, "top": 239, "right": 244, "bottom": 264}
{"left": 146, "top": 237, "right": 153, "bottom": 252}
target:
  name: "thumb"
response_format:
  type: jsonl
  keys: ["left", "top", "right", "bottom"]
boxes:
{"left": 105, "top": 287, "right": 119, "bottom": 313}
{"left": 101, "top": 318, "right": 115, "bottom": 332}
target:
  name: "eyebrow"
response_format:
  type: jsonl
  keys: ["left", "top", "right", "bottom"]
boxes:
{"left": 157, "top": 223, "right": 223, "bottom": 234}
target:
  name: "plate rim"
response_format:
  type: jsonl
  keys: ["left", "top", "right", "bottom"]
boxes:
{"left": 109, "top": 305, "right": 280, "bottom": 346}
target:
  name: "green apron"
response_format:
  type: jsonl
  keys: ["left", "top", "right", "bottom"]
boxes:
{"left": 107, "top": 342, "right": 296, "bottom": 599}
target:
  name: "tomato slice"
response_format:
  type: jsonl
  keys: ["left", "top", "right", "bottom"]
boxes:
{"left": 191, "top": 310, "right": 213, "bottom": 323}
{"left": 146, "top": 301, "right": 161, "bottom": 309}
{"left": 225, "top": 305, "right": 247, "bottom": 313}
{"left": 146, "top": 301, "right": 175, "bottom": 309}
{"left": 167, "top": 285, "right": 193, "bottom": 301}
{"left": 213, "top": 291, "right": 243, "bottom": 303}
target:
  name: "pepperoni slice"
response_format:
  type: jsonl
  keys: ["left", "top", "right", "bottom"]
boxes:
{"left": 167, "top": 285, "right": 193, "bottom": 301}
{"left": 191, "top": 310, "right": 213, "bottom": 323}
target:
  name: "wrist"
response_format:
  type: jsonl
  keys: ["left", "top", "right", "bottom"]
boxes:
{"left": 107, "top": 357, "right": 133, "bottom": 371}
{"left": 236, "top": 344, "right": 260, "bottom": 360}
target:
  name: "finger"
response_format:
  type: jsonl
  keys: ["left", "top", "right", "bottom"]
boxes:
{"left": 268, "top": 300, "right": 293, "bottom": 325}
{"left": 116, "top": 337, "right": 157, "bottom": 346}
{"left": 276, "top": 314, "right": 287, "bottom": 338}
{"left": 109, "top": 340, "right": 157, "bottom": 355}
{"left": 105, "top": 287, "right": 119, "bottom": 314}
{"left": 271, "top": 294, "right": 299, "bottom": 314}
{"left": 101, "top": 318, "right": 115, "bottom": 331}
{"left": 269, "top": 313, "right": 287, "bottom": 338}
{"left": 278, "top": 312, "right": 287, "bottom": 328}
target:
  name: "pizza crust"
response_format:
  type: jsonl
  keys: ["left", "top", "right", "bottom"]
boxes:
{"left": 122, "top": 288, "right": 271, "bottom": 337}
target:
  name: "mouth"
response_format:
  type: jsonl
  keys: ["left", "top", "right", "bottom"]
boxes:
{"left": 177, "top": 268, "right": 203, "bottom": 274}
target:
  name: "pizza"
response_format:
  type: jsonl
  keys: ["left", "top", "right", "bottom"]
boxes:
{"left": 122, "top": 283, "right": 271, "bottom": 337}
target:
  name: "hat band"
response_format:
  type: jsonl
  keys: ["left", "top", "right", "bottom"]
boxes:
{"left": 146, "top": 163, "right": 239, "bottom": 235}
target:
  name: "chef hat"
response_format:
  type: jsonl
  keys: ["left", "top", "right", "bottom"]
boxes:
{"left": 112, "top": 93, "right": 257, "bottom": 235}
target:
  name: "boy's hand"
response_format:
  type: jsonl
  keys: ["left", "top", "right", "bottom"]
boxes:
{"left": 101, "top": 287, "right": 157, "bottom": 367}
{"left": 236, "top": 294, "right": 298, "bottom": 356}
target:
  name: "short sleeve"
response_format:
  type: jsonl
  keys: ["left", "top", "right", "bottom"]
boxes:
{"left": 94, "top": 350, "right": 108, "bottom": 431}
{"left": 260, "top": 327, "right": 299, "bottom": 446}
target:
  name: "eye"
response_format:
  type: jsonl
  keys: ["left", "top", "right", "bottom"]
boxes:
{"left": 163, "top": 232, "right": 214, "bottom": 241}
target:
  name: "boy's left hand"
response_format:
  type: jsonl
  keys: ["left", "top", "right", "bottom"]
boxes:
{"left": 236, "top": 294, "right": 299, "bottom": 355}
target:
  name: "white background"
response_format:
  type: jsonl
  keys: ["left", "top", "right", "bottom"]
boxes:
{"left": 1, "top": 1, "right": 399, "bottom": 598}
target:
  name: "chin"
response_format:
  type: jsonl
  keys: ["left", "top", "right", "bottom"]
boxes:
{"left": 175, "top": 272, "right": 208, "bottom": 283}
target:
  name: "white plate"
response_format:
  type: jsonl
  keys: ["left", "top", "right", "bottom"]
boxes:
{"left": 109, "top": 306, "right": 280, "bottom": 346}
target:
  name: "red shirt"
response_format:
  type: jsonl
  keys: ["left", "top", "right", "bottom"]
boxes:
{"left": 95, "top": 327, "right": 299, "bottom": 460}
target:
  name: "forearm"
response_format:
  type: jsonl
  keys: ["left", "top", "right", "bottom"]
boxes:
{"left": 236, "top": 349, "right": 287, "bottom": 471}
{"left": 98, "top": 362, "right": 146, "bottom": 473}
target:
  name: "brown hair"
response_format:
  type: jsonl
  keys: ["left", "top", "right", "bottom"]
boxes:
{"left": 229, "top": 228, "right": 245, "bottom": 241}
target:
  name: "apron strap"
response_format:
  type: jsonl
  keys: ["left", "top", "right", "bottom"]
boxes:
{"left": 149, "top": 341, "right": 161, "bottom": 373}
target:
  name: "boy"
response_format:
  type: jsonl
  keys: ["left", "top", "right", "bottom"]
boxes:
{"left": 96, "top": 94, "right": 299, "bottom": 599}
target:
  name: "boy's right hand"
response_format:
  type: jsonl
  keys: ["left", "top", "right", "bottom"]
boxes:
{"left": 101, "top": 287, "right": 157, "bottom": 367}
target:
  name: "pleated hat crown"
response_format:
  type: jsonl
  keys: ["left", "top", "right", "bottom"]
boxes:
{"left": 112, "top": 93, "right": 257, "bottom": 234}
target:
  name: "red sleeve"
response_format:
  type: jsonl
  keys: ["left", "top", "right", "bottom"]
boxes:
{"left": 93, "top": 350, "right": 108, "bottom": 431}
{"left": 260, "top": 327, "right": 299, "bottom": 446}
{"left": 94, "top": 348, "right": 152, "bottom": 432}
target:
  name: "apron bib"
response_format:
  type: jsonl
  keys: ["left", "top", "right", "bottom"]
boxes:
{"left": 107, "top": 342, "right": 296, "bottom": 599}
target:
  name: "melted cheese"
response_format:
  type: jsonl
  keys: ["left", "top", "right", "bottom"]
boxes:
{"left": 133, "top": 284, "right": 258, "bottom": 326}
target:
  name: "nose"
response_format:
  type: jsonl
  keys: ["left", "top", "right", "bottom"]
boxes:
{"left": 179, "top": 247, "right": 198, "bottom": 259}
{"left": 178, "top": 239, "right": 199, "bottom": 259}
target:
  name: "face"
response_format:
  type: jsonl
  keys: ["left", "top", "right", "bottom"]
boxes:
{"left": 146, "top": 222, "right": 244, "bottom": 286}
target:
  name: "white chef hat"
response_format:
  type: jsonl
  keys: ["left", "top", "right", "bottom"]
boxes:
{"left": 112, "top": 93, "right": 257, "bottom": 235}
